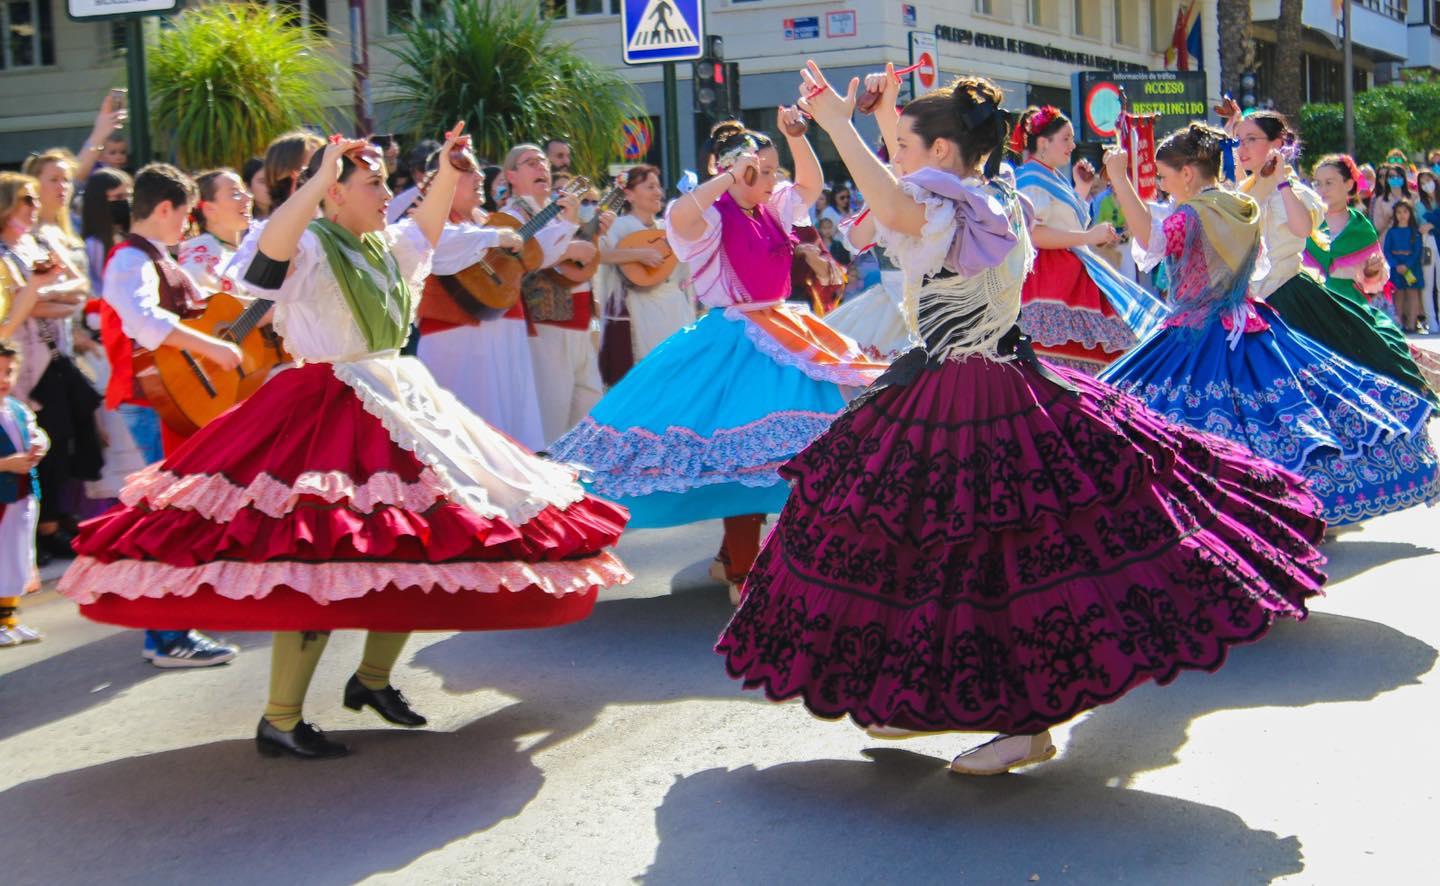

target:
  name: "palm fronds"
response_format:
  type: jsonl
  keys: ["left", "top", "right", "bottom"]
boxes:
{"left": 148, "top": 4, "right": 344, "bottom": 170}
{"left": 386, "top": 0, "right": 646, "bottom": 179}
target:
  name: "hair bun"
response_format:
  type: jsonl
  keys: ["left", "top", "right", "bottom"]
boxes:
{"left": 710, "top": 119, "right": 748, "bottom": 143}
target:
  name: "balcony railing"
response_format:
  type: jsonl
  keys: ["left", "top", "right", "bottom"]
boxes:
{"left": 1356, "top": 0, "right": 1408, "bottom": 21}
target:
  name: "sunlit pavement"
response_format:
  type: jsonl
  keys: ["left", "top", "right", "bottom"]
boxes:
{"left": 2, "top": 425, "right": 1437, "bottom": 884}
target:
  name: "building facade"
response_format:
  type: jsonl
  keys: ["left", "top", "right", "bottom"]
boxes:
{"left": 0, "top": 0, "right": 1243, "bottom": 172}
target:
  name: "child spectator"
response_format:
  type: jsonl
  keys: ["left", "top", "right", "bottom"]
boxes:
{"left": 0, "top": 341, "right": 48, "bottom": 646}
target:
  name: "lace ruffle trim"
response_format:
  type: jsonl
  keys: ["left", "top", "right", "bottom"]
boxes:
{"left": 1020, "top": 301, "right": 1139, "bottom": 352}
{"left": 119, "top": 463, "right": 449, "bottom": 521}
{"left": 733, "top": 316, "right": 887, "bottom": 387}
{"left": 332, "top": 364, "right": 585, "bottom": 527}
{"left": 552, "top": 411, "right": 839, "bottom": 498}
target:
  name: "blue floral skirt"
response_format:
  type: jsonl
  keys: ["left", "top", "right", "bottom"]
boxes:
{"left": 549, "top": 310, "right": 851, "bottom": 528}
{"left": 1100, "top": 305, "right": 1440, "bottom": 525}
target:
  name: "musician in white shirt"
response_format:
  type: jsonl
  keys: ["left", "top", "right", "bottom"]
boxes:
{"left": 502, "top": 144, "right": 608, "bottom": 447}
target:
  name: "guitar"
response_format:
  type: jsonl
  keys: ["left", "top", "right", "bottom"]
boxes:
{"left": 418, "top": 177, "right": 589, "bottom": 327}
{"left": 135, "top": 292, "right": 289, "bottom": 436}
{"left": 548, "top": 185, "right": 627, "bottom": 285}
{"left": 616, "top": 227, "right": 678, "bottom": 288}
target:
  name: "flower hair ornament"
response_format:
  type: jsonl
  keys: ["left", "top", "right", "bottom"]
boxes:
{"left": 716, "top": 134, "right": 761, "bottom": 172}
{"left": 1009, "top": 106, "right": 1062, "bottom": 155}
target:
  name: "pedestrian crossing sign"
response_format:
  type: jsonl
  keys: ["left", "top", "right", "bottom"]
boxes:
{"left": 622, "top": 0, "right": 704, "bottom": 65}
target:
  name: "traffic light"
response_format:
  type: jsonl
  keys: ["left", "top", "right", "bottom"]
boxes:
{"left": 693, "top": 35, "right": 731, "bottom": 119}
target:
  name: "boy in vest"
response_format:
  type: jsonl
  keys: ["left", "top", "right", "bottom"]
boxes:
{"left": 99, "top": 164, "right": 242, "bottom": 668}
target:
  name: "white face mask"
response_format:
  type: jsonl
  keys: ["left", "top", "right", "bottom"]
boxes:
{"left": 578, "top": 203, "right": 597, "bottom": 223}
{"left": 1424, "top": 181, "right": 1436, "bottom": 195}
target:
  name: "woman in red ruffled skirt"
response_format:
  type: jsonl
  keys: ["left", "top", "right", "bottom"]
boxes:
{"left": 60, "top": 131, "right": 631, "bottom": 759}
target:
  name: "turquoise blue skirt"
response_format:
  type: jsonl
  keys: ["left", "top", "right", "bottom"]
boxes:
{"left": 1101, "top": 306, "right": 1440, "bottom": 525}
{"left": 549, "top": 310, "right": 850, "bottom": 528}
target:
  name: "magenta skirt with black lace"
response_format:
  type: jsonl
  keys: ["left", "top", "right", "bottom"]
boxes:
{"left": 716, "top": 355, "right": 1328, "bottom": 734}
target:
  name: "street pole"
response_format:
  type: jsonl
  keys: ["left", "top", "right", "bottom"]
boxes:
{"left": 663, "top": 61, "right": 681, "bottom": 195}
{"left": 349, "top": 0, "right": 374, "bottom": 135}
{"left": 1343, "top": 0, "right": 1355, "bottom": 157}
{"left": 124, "top": 17, "right": 151, "bottom": 164}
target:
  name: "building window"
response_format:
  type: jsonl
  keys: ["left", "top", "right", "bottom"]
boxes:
{"left": 1355, "top": 0, "right": 1407, "bottom": 21}
{"left": 272, "top": 0, "right": 328, "bottom": 32}
{"left": 1113, "top": 0, "right": 1138, "bottom": 45}
{"left": 388, "top": 0, "right": 443, "bottom": 31}
{"left": 1, "top": 0, "right": 55, "bottom": 70}
{"left": 540, "top": 0, "right": 619, "bottom": 18}
{"left": 1074, "top": 0, "right": 1100, "bottom": 37}
{"left": 1150, "top": 0, "right": 1179, "bottom": 53}
{"left": 976, "top": 0, "right": 993, "bottom": 13}
{"left": 1029, "top": 0, "right": 1059, "bottom": 29}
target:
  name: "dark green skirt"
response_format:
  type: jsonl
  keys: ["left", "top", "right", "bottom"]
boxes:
{"left": 1266, "top": 273, "right": 1438, "bottom": 403}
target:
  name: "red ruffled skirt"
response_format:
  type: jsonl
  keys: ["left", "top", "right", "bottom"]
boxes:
{"left": 1020, "top": 247, "right": 1138, "bottom": 370}
{"left": 60, "top": 362, "right": 631, "bottom": 631}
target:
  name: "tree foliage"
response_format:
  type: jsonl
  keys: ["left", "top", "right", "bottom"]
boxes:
{"left": 385, "top": 0, "right": 646, "bottom": 179}
{"left": 1296, "top": 83, "right": 1440, "bottom": 166}
{"left": 147, "top": 4, "right": 343, "bottom": 170}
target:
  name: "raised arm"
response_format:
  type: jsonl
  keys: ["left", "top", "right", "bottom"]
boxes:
{"left": 1102, "top": 145, "right": 1153, "bottom": 249}
{"left": 861, "top": 63, "right": 903, "bottom": 162}
{"left": 669, "top": 166, "right": 745, "bottom": 243}
{"left": 409, "top": 124, "right": 470, "bottom": 247}
{"left": 256, "top": 138, "right": 365, "bottom": 261}
{"left": 780, "top": 106, "right": 824, "bottom": 207}
{"left": 797, "top": 61, "right": 928, "bottom": 237}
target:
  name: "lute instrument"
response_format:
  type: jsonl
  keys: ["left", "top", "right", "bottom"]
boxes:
{"left": 418, "top": 177, "right": 589, "bottom": 327}
{"left": 616, "top": 226, "right": 678, "bottom": 288}
{"left": 136, "top": 291, "right": 289, "bottom": 436}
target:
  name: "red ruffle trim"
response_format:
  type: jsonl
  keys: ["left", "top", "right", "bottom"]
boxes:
{"left": 73, "top": 492, "right": 629, "bottom": 566}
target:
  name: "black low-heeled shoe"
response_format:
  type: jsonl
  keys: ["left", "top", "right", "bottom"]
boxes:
{"left": 342, "top": 675, "right": 428, "bottom": 727}
{"left": 255, "top": 718, "right": 349, "bottom": 759}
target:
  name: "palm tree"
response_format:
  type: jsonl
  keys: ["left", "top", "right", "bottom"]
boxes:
{"left": 148, "top": 4, "right": 344, "bottom": 170}
{"left": 386, "top": 0, "right": 646, "bottom": 179}
{"left": 1216, "top": 0, "right": 1254, "bottom": 99}
{"left": 1272, "top": 0, "right": 1304, "bottom": 125}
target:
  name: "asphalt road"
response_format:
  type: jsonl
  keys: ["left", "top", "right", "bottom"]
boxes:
{"left": 2, "top": 441, "right": 1438, "bottom": 885}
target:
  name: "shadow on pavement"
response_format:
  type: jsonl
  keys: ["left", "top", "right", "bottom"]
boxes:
{"left": 641, "top": 752, "right": 1304, "bottom": 885}
{"left": 1318, "top": 538, "right": 1437, "bottom": 585}
{"left": 412, "top": 574, "right": 742, "bottom": 753}
{"left": 0, "top": 629, "right": 270, "bottom": 744}
{"left": 1052, "top": 612, "right": 1437, "bottom": 787}
{"left": 633, "top": 612, "right": 1432, "bottom": 886}
{"left": 0, "top": 718, "right": 544, "bottom": 886}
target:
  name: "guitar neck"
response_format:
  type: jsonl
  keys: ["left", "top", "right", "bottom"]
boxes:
{"left": 227, "top": 297, "right": 275, "bottom": 343}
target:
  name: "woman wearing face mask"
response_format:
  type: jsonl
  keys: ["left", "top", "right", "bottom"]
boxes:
{"left": 1369, "top": 163, "right": 1413, "bottom": 241}
{"left": 549, "top": 114, "right": 886, "bottom": 603}
{"left": 262, "top": 130, "right": 325, "bottom": 213}
{"left": 242, "top": 157, "right": 271, "bottom": 221}
{"left": 1224, "top": 113, "right": 1437, "bottom": 403}
{"left": 1415, "top": 169, "right": 1440, "bottom": 326}
{"left": 594, "top": 164, "right": 696, "bottom": 384}
{"left": 720, "top": 64, "right": 1324, "bottom": 777}
{"left": 1012, "top": 106, "right": 1168, "bottom": 373}
{"left": 58, "top": 130, "right": 633, "bottom": 760}
{"left": 1101, "top": 127, "right": 1440, "bottom": 527}
{"left": 80, "top": 168, "right": 133, "bottom": 293}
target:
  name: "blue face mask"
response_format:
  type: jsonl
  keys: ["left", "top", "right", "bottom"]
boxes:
{"left": 1388, "top": 176, "right": 1405, "bottom": 190}
{"left": 1431, "top": 164, "right": 1440, "bottom": 177}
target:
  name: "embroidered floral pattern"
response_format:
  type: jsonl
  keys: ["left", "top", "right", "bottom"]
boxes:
{"left": 717, "top": 358, "right": 1326, "bottom": 734}
{"left": 1020, "top": 301, "right": 1139, "bottom": 352}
